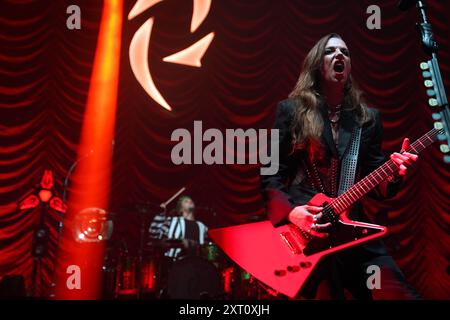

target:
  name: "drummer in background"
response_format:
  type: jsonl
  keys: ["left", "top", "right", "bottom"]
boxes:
{"left": 149, "top": 195, "right": 208, "bottom": 259}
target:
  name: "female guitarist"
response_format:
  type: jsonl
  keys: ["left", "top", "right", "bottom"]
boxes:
{"left": 261, "top": 33, "right": 421, "bottom": 299}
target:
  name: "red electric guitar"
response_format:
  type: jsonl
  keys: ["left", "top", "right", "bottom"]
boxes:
{"left": 209, "top": 127, "right": 443, "bottom": 298}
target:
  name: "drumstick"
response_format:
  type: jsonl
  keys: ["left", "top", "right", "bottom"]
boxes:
{"left": 160, "top": 187, "right": 186, "bottom": 210}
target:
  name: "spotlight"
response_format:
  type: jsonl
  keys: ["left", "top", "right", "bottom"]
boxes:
{"left": 73, "top": 208, "right": 113, "bottom": 243}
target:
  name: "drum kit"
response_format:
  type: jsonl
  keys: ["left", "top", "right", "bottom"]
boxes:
{"left": 100, "top": 203, "right": 278, "bottom": 300}
{"left": 102, "top": 237, "right": 273, "bottom": 299}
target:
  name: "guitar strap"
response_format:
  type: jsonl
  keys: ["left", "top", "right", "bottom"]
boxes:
{"left": 302, "top": 158, "right": 339, "bottom": 197}
{"left": 302, "top": 125, "right": 362, "bottom": 197}
{"left": 337, "top": 125, "right": 362, "bottom": 195}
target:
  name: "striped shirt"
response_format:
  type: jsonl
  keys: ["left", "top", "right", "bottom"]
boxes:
{"left": 149, "top": 213, "right": 208, "bottom": 259}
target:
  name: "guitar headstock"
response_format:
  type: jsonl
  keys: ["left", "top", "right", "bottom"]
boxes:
{"left": 420, "top": 60, "right": 450, "bottom": 163}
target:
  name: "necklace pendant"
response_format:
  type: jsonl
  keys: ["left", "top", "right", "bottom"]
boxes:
{"left": 327, "top": 104, "right": 342, "bottom": 124}
{"left": 329, "top": 112, "right": 340, "bottom": 124}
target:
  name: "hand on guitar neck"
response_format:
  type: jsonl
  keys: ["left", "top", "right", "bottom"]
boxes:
{"left": 288, "top": 205, "right": 331, "bottom": 238}
{"left": 388, "top": 137, "right": 419, "bottom": 181}
{"left": 289, "top": 138, "right": 418, "bottom": 238}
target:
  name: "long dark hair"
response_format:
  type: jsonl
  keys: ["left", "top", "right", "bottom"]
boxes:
{"left": 289, "top": 33, "right": 370, "bottom": 160}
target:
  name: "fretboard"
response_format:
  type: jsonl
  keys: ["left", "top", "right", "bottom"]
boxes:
{"left": 330, "top": 127, "right": 444, "bottom": 214}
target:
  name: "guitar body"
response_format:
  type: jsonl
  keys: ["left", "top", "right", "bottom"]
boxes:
{"left": 208, "top": 193, "right": 387, "bottom": 298}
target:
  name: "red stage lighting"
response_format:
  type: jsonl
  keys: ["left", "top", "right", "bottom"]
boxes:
{"left": 38, "top": 190, "right": 52, "bottom": 203}
{"left": 18, "top": 170, "right": 66, "bottom": 213}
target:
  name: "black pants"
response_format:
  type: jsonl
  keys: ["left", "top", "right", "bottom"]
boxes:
{"left": 300, "top": 246, "right": 422, "bottom": 300}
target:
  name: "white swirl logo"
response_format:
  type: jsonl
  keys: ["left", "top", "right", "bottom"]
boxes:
{"left": 128, "top": 0, "right": 214, "bottom": 111}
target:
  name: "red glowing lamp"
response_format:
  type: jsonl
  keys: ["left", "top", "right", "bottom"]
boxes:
{"left": 18, "top": 170, "right": 66, "bottom": 213}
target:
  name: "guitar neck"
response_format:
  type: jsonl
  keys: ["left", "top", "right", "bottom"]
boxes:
{"left": 330, "top": 127, "right": 443, "bottom": 214}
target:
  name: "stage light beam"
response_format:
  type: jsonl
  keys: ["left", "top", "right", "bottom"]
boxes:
{"left": 55, "top": 0, "right": 123, "bottom": 300}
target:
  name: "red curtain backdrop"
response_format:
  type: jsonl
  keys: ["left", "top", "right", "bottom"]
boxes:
{"left": 0, "top": 0, "right": 449, "bottom": 298}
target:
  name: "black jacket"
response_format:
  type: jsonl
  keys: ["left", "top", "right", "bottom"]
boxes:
{"left": 261, "top": 98, "right": 401, "bottom": 230}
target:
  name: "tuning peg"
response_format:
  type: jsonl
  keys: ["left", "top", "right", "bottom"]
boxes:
{"left": 437, "top": 132, "right": 447, "bottom": 141}
{"left": 439, "top": 144, "right": 449, "bottom": 153}
{"left": 420, "top": 62, "right": 429, "bottom": 70}
{"left": 424, "top": 79, "right": 433, "bottom": 88}
{"left": 428, "top": 98, "right": 438, "bottom": 107}
{"left": 426, "top": 89, "right": 436, "bottom": 97}
{"left": 432, "top": 113, "right": 441, "bottom": 120}
{"left": 434, "top": 122, "right": 443, "bottom": 130}
{"left": 422, "top": 71, "right": 431, "bottom": 78}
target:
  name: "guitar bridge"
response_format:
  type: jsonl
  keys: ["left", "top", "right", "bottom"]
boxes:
{"left": 280, "top": 225, "right": 306, "bottom": 255}
{"left": 280, "top": 232, "right": 302, "bottom": 254}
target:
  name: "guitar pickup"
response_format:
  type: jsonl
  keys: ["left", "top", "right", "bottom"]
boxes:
{"left": 280, "top": 231, "right": 302, "bottom": 254}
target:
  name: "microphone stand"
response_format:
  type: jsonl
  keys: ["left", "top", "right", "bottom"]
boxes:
{"left": 60, "top": 150, "right": 94, "bottom": 239}
{"left": 48, "top": 150, "right": 93, "bottom": 296}
{"left": 402, "top": 0, "right": 450, "bottom": 163}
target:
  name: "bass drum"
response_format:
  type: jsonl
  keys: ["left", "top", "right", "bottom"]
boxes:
{"left": 167, "top": 256, "right": 223, "bottom": 299}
